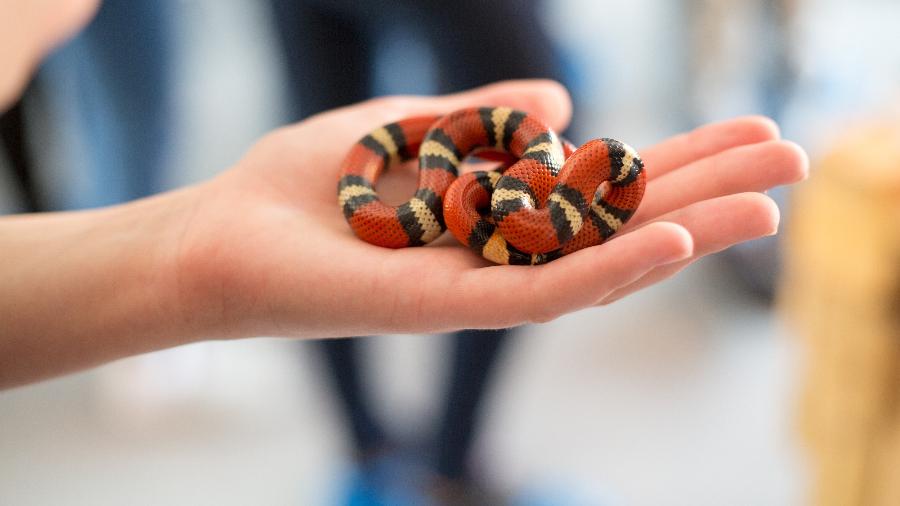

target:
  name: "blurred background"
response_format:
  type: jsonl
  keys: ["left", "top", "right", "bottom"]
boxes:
{"left": 1, "top": 0, "right": 899, "bottom": 504}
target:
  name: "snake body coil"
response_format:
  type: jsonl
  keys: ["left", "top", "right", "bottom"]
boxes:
{"left": 337, "top": 107, "right": 646, "bottom": 265}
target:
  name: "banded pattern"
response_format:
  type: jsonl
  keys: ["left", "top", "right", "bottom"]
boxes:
{"left": 338, "top": 115, "right": 441, "bottom": 248}
{"left": 337, "top": 107, "right": 646, "bottom": 264}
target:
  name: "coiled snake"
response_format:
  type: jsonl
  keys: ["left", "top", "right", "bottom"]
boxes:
{"left": 338, "top": 107, "right": 646, "bottom": 265}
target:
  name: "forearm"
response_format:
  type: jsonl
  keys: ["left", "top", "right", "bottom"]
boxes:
{"left": 0, "top": 189, "right": 205, "bottom": 388}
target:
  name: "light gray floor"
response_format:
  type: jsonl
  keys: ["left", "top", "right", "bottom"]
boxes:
{"left": 0, "top": 2, "right": 809, "bottom": 504}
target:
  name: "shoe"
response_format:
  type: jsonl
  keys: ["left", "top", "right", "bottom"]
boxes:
{"left": 338, "top": 451, "right": 437, "bottom": 506}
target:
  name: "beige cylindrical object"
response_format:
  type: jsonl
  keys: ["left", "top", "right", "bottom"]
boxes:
{"left": 781, "top": 123, "right": 900, "bottom": 506}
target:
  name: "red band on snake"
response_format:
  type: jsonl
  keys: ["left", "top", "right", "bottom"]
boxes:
{"left": 337, "top": 107, "right": 646, "bottom": 265}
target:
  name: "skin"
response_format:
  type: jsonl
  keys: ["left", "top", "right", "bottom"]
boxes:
{"left": 0, "top": 0, "right": 100, "bottom": 109}
{"left": 0, "top": 4, "right": 809, "bottom": 388}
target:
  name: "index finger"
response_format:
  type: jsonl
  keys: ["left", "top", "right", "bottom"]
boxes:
{"left": 296, "top": 79, "right": 573, "bottom": 148}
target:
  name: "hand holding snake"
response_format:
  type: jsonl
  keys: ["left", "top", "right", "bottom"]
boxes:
{"left": 338, "top": 107, "right": 646, "bottom": 264}
{"left": 180, "top": 80, "right": 806, "bottom": 338}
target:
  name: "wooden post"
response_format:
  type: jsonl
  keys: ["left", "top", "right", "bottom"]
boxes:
{"left": 781, "top": 123, "right": 900, "bottom": 505}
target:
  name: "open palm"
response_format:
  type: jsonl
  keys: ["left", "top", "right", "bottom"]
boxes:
{"left": 175, "top": 80, "right": 807, "bottom": 340}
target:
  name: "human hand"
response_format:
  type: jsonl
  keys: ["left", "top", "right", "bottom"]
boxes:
{"left": 172, "top": 80, "right": 807, "bottom": 339}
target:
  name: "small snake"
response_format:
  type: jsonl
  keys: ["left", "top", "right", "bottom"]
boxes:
{"left": 337, "top": 107, "right": 646, "bottom": 265}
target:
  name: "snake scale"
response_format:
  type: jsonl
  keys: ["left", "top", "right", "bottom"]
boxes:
{"left": 337, "top": 107, "right": 646, "bottom": 265}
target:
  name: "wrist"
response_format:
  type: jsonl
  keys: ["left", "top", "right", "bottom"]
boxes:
{"left": 119, "top": 184, "right": 225, "bottom": 345}
{"left": 155, "top": 176, "right": 264, "bottom": 342}
{"left": 69, "top": 188, "right": 213, "bottom": 348}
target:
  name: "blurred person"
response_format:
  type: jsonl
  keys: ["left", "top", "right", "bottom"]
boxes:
{"left": 3, "top": 1, "right": 565, "bottom": 500}
{"left": 0, "top": 0, "right": 173, "bottom": 211}
{"left": 0, "top": 3, "right": 807, "bottom": 505}
{"left": 270, "top": 1, "right": 570, "bottom": 503}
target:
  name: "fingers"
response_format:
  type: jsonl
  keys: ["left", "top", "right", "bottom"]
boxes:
{"left": 600, "top": 192, "right": 780, "bottom": 305}
{"left": 297, "top": 79, "right": 573, "bottom": 146}
{"left": 414, "top": 79, "right": 573, "bottom": 132}
{"left": 445, "top": 221, "right": 693, "bottom": 329}
{"left": 640, "top": 116, "right": 781, "bottom": 181}
{"left": 624, "top": 140, "right": 808, "bottom": 231}
{"left": 373, "top": 79, "right": 572, "bottom": 132}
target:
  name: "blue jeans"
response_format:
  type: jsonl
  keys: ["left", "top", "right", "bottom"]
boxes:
{"left": 37, "top": 0, "right": 173, "bottom": 209}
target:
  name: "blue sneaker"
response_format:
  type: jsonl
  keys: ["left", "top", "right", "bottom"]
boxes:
{"left": 338, "top": 451, "right": 437, "bottom": 506}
